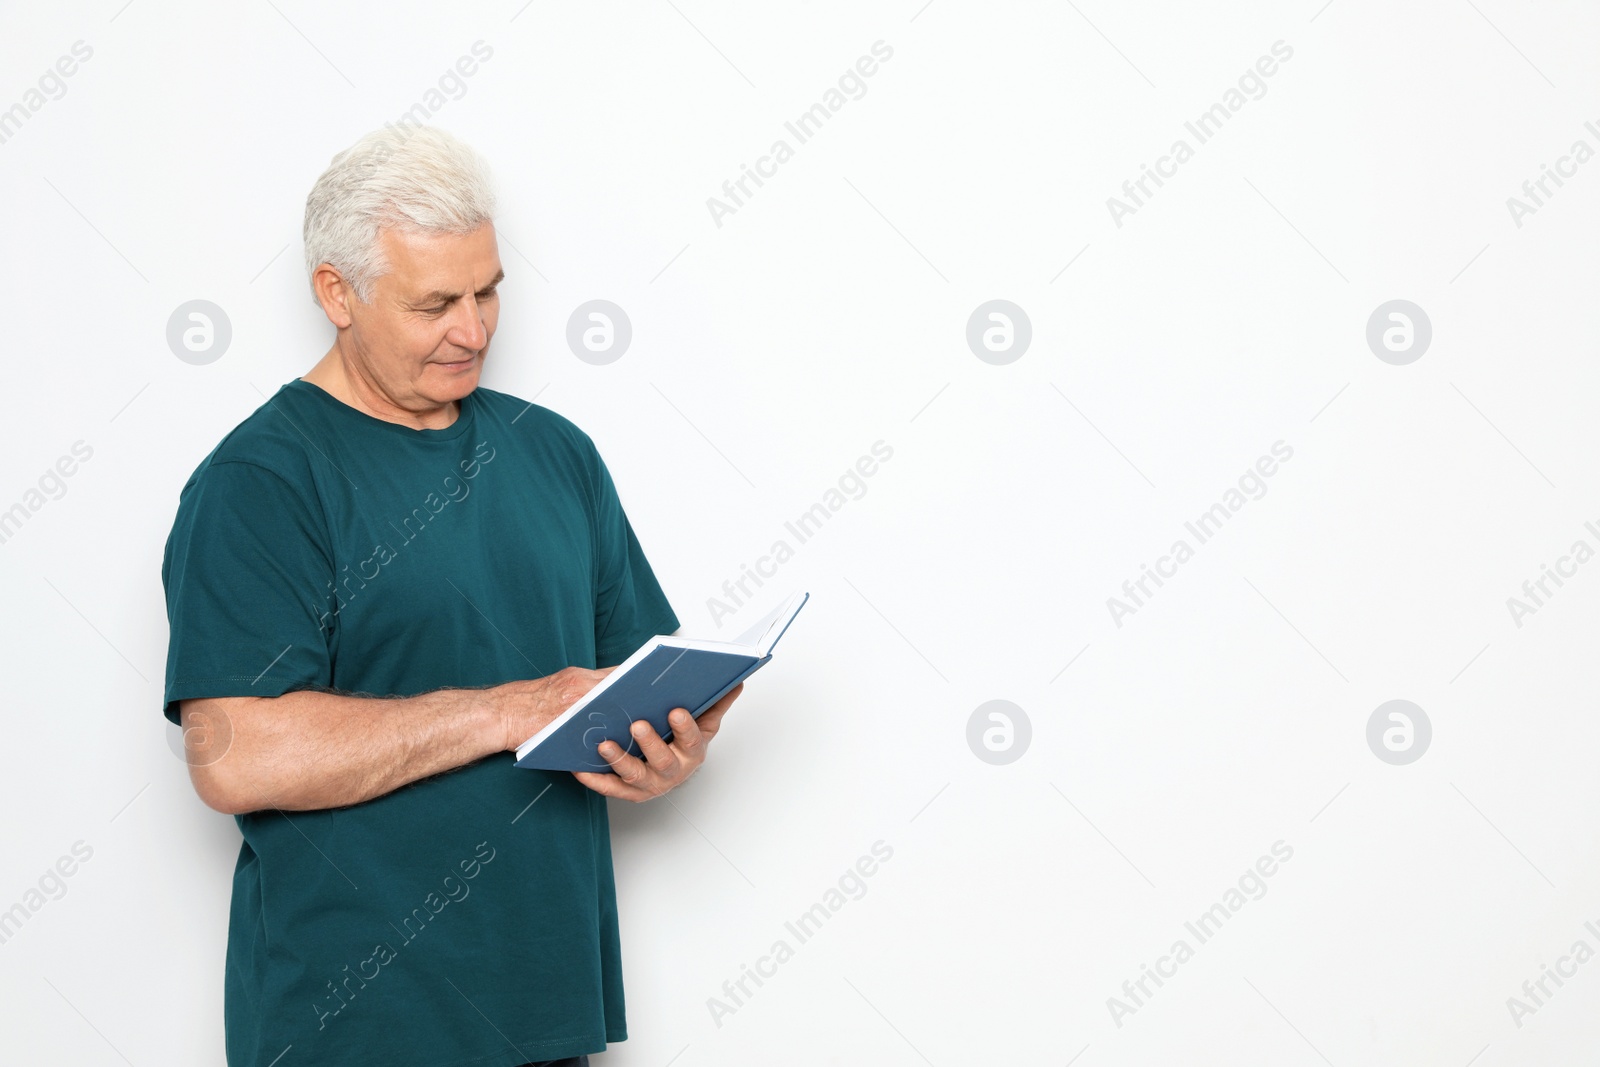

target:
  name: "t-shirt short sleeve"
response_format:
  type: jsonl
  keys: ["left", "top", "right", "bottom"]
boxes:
{"left": 162, "top": 460, "right": 335, "bottom": 723}
{"left": 588, "top": 450, "right": 679, "bottom": 667}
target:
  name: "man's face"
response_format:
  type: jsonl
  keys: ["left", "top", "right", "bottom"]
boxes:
{"left": 346, "top": 222, "right": 503, "bottom": 410}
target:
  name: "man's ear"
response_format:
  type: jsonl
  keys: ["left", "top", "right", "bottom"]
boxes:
{"left": 312, "top": 263, "right": 356, "bottom": 328}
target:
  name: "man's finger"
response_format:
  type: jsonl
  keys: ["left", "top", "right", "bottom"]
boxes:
{"left": 695, "top": 683, "right": 743, "bottom": 737}
{"left": 573, "top": 769, "right": 653, "bottom": 802}
{"left": 692, "top": 703, "right": 732, "bottom": 741}
{"left": 666, "top": 709, "right": 706, "bottom": 759}
{"left": 597, "top": 739, "right": 655, "bottom": 791}
{"left": 629, "top": 720, "right": 680, "bottom": 778}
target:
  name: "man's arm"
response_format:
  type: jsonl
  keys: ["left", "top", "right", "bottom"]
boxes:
{"left": 180, "top": 667, "right": 611, "bottom": 814}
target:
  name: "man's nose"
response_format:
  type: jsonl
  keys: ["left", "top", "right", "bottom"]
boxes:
{"left": 449, "top": 298, "right": 488, "bottom": 351}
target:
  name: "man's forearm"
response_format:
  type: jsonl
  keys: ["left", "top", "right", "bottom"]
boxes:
{"left": 182, "top": 686, "right": 506, "bottom": 814}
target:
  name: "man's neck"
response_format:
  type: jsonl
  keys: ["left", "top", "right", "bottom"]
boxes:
{"left": 302, "top": 347, "right": 459, "bottom": 431}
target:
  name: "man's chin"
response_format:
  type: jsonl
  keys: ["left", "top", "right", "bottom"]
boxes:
{"left": 425, "top": 360, "right": 482, "bottom": 399}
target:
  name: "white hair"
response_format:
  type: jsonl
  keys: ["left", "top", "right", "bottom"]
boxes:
{"left": 302, "top": 125, "right": 498, "bottom": 305}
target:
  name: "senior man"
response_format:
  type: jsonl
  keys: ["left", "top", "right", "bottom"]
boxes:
{"left": 161, "top": 126, "right": 738, "bottom": 1067}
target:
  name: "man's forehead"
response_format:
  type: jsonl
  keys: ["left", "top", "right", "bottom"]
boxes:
{"left": 406, "top": 266, "right": 504, "bottom": 303}
{"left": 379, "top": 224, "right": 501, "bottom": 295}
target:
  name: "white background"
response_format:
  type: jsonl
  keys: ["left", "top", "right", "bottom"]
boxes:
{"left": 3, "top": 1, "right": 1599, "bottom": 1064}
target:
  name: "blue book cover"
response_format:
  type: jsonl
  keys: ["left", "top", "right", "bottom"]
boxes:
{"left": 515, "top": 592, "right": 808, "bottom": 773}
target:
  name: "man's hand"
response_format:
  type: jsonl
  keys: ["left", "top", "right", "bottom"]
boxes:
{"left": 494, "top": 666, "right": 616, "bottom": 752}
{"left": 573, "top": 683, "right": 743, "bottom": 802}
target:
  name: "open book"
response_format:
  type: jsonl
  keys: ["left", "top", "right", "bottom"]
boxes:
{"left": 515, "top": 591, "right": 809, "bottom": 773}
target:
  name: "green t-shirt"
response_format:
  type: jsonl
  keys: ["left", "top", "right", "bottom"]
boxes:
{"left": 161, "top": 378, "right": 679, "bottom": 1067}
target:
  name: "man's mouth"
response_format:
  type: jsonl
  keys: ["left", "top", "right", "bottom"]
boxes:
{"left": 435, "top": 355, "right": 478, "bottom": 371}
